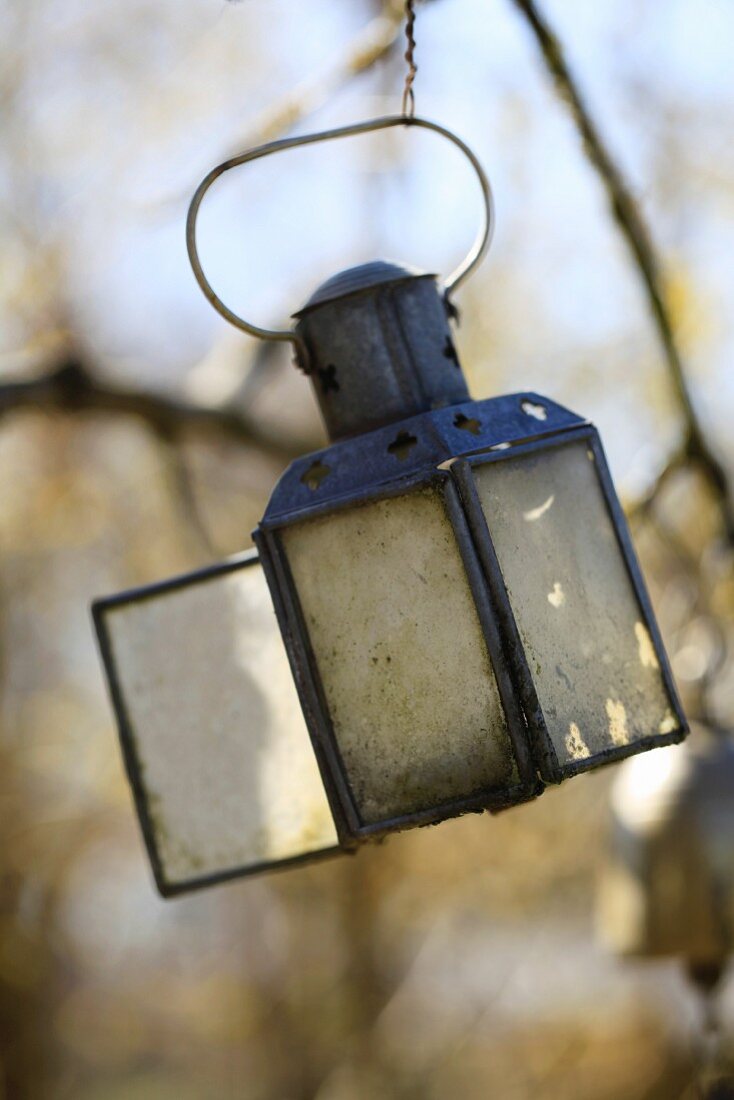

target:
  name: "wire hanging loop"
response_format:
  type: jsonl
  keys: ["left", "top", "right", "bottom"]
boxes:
{"left": 186, "top": 115, "right": 494, "bottom": 348}
{"left": 402, "top": 0, "right": 417, "bottom": 118}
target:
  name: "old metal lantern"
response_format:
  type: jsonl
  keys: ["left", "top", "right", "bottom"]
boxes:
{"left": 252, "top": 258, "right": 686, "bottom": 845}
{"left": 93, "top": 115, "right": 687, "bottom": 895}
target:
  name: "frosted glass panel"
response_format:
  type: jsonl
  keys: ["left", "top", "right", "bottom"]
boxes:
{"left": 472, "top": 441, "right": 678, "bottom": 770}
{"left": 281, "top": 486, "right": 518, "bottom": 824}
{"left": 97, "top": 556, "right": 339, "bottom": 892}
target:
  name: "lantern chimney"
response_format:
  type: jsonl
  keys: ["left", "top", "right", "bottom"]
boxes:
{"left": 294, "top": 261, "right": 469, "bottom": 441}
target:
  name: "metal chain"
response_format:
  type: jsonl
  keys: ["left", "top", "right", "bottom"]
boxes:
{"left": 401, "top": 0, "right": 417, "bottom": 117}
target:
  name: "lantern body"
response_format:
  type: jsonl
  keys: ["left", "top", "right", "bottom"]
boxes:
{"left": 254, "top": 262, "right": 685, "bottom": 844}
{"left": 256, "top": 387, "right": 685, "bottom": 842}
{"left": 599, "top": 729, "right": 734, "bottom": 965}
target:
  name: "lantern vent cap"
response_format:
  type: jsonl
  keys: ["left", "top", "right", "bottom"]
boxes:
{"left": 293, "top": 260, "right": 435, "bottom": 317}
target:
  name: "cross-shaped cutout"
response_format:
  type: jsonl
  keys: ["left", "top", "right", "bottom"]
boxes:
{"left": 300, "top": 459, "right": 332, "bottom": 491}
{"left": 317, "top": 364, "right": 339, "bottom": 394}
{"left": 387, "top": 431, "right": 418, "bottom": 462}
{"left": 521, "top": 399, "right": 547, "bottom": 421}
{"left": 443, "top": 336, "right": 459, "bottom": 366}
{"left": 454, "top": 412, "right": 481, "bottom": 435}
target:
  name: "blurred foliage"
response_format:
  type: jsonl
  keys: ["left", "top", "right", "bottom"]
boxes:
{"left": 1, "top": 0, "right": 734, "bottom": 1098}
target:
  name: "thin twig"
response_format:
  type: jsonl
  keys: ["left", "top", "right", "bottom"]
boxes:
{"left": 625, "top": 448, "right": 686, "bottom": 526}
{"left": 508, "top": 0, "right": 734, "bottom": 539}
{"left": 153, "top": 430, "right": 219, "bottom": 558}
{"left": 148, "top": 5, "right": 406, "bottom": 217}
{"left": 247, "top": 7, "right": 404, "bottom": 145}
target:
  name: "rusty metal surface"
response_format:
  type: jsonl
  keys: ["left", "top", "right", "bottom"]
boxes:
{"left": 261, "top": 390, "right": 587, "bottom": 524}
{"left": 295, "top": 265, "right": 469, "bottom": 440}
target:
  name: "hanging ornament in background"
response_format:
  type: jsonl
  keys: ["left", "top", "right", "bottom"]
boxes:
{"left": 599, "top": 724, "right": 734, "bottom": 971}
{"left": 598, "top": 725, "right": 734, "bottom": 1093}
{"left": 92, "top": 5, "right": 687, "bottom": 898}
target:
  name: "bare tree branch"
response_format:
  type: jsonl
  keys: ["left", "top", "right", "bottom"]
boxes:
{"left": 0, "top": 6, "right": 406, "bottom": 552}
{"left": 0, "top": 357, "right": 309, "bottom": 464}
{"left": 508, "top": 0, "right": 734, "bottom": 539}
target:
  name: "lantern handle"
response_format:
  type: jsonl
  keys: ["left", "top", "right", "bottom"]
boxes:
{"left": 186, "top": 114, "right": 494, "bottom": 352}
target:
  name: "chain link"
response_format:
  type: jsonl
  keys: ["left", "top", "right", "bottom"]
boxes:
{"left": 401, "top": 0, "right": 417, "bottom": 118}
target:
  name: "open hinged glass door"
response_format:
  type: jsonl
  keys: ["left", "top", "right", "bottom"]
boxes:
{"left": 93, "top": 553, "right": 341, "bottom": 896}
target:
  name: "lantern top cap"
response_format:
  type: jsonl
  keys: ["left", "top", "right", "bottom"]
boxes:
{"left": 293, "top": 260, "right": 435, "bottom": 317}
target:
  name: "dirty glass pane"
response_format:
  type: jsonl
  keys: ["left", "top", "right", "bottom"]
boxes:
{"left": 280, "top": 485, "right": 518, "bottom": 825}
{"left": 472, "top": 440, "right": 679, "bottom": 771}
{"left": 97, "top": 556, "right": 339, "bottom": 892}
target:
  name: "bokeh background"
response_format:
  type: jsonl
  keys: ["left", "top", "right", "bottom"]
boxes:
{"left": 2, "top": 0, "right": 734, "bottom": 1096}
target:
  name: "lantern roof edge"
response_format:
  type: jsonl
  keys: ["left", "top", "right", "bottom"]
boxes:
{"left": 293, "top": 260, "right": 435, "bottom": 317}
